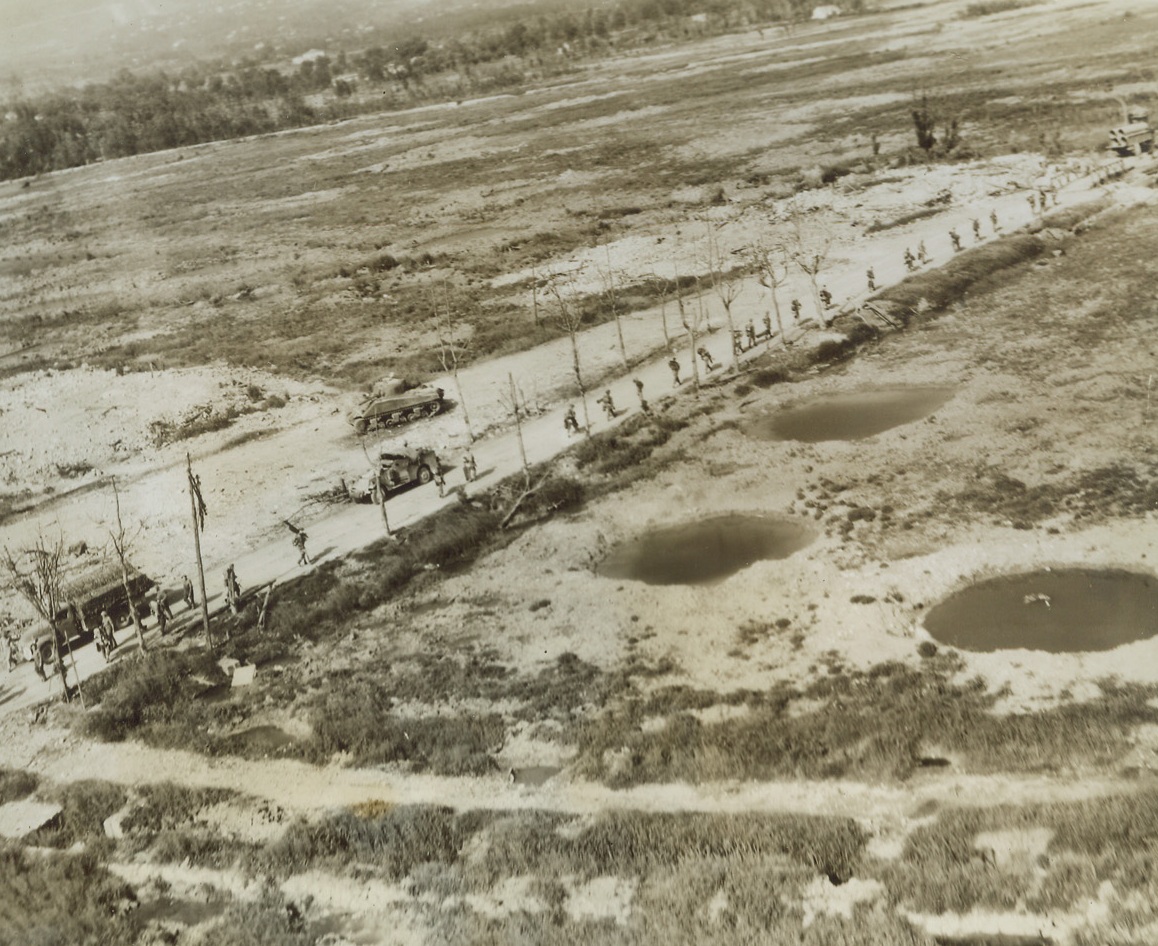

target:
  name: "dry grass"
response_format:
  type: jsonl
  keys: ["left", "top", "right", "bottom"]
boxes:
{"left": 573, "top": 659, "right": 1158, "bottom": 786}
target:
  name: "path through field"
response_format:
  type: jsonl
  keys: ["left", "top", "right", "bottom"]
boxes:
{"left": 0, "top": 711, "right": 1140, "bottom": 825}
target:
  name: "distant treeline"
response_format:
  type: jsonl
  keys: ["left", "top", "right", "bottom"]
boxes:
{"left": 0, "top": 0, "right": 856, "bottom": 181}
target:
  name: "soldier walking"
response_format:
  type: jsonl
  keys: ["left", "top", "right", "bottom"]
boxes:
{"left": 462, "top": 452, "right": 477, "bottom": 483}
{"left": 819, "top": 288, "right": 832, "bottom": 309}
{"left": 697, "top": 346, "right": 716, "bottom": 371}
{"left": 597, "top": 389, "right": 617, "bottom": 420}
{"left": 866, "top": 267, "right": 876, "bottom": 292}
{"left": 917, "top": 240, "right": 928, "bottom": 264}
{"left": 745, "top": 321, "right": 757, "bottom": 349}
{"left": 632, "top": 378, "right": 651, "bottom": 414}
{"left": 903, "top": 248, "right": 916, "bottom": 272}
{"left": 949, "top": 229, "right": 962, "bottom": 252}
{"left": 790, "top": 298, "right": 802, "bottom": 321}
{"left": 990, "top": 209, "right": 999, "bottom": 231}
{"left": 225, "top": 565, "right": 240, "bottom": 614}
{"left": 155, "top": 590, "right": 173, "bottom": 635}
{"left": 762, "top": 312, "right": 773, "bottom": 338}
{"left": 434, "top": 466, "right": 447, "bottom": 497}
{"left": 563, "top": 404, "right": 580, "bottom": 435}
{"left": 293, "top": 529, "right": 310, "bottom": 565}
{"left": 182, "top": 575, "right": 195, "bottom": 610}
{"left": 668, "top": 356, "right": 682, "bottom": 386}
{"left": 99, "top": 610, "right": 117, "bottom": 659}
{"left": 972, "top": 218, "right": 982, "bottom": 242}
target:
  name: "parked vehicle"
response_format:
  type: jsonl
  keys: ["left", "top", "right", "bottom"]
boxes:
{"left": 349, "top": 447, "right": 441, "bottom": 502}
{"left": 348, "top": 379, "right": 445, "bottom": 435}
{"left": 21, "top": 562, "right": 154, "bottom": 673}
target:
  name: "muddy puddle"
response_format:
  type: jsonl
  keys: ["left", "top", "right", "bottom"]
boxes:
{"left": 744, "top": 386, "right": 954, "bottom": 442}
{"left": 597, "top": 515, "right": 815, "bottom": 585}
{"left": 924, "top": 568, "right": 1158, "bottom": 653}
{"left": 513, "top": 765, "right": 562, "bottom": 786}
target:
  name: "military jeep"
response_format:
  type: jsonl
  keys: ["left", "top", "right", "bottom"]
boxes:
{"left": 349, "top": 447, "right": 441, "bottom": 502}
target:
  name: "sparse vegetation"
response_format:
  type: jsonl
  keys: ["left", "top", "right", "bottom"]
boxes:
{"left": 574, "top": 659, "right": 1158, "bottom": 786}
{"left": 29, "top": 780, "right": 128, "bottom": 852}
{"left": 0, "top": 845, "right": 141, "bottom": 946}
{"left": 961, "top": 0, "right": 1036, "bottom": 17}
{"left": 573, "top": 412, "right": 688, "bottom": 477}
{"left": 0, "top": 768, "right": 38, "bottom": 804}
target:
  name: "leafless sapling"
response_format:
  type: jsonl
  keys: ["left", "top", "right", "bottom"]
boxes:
{"left": 597, "top": 243, "right": 629, "bottom": 371}
{"left": 675, "top": 259, "right": 703, "bottom": 392}
{"left": 705, "top": 222, "right": 744, "bottom": 370}
{"left": 547, "top": 271, "right": 592, "bottom": 436}
{"left": 750, "top": 242, "right": 792, "bottom": 347}
{"left": 3, "top": 535, "right": 73, "bottom": 701}
{"left": 108, "top": 478, "right": 148, "bottom": 656}
{"left": 434, "top": 283, "right": 475, "bottom": 443}
{"left": 654, "top": 272, "right": 671, "bottom": 347}
{"left": 499, "top": 372, "right": 531, "bottom": 485}
{"left": 789, "top": 209, "right": 834, "bottom": 326}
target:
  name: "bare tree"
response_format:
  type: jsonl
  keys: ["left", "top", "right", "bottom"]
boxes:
{"left": 789, "top": 209, "right": 834, "bottom": 326}
{"left": 499, "top": 372, "right": 531, "bottom": 484}
{"left": 108, "top": 478, "right": 148, "bottom": 655}
{"left": 597, "top": 243, "right": 629, "bottom": 371}
{"left": 434, "top": 283, "right": 475, "bottom": 443}
{"left": 750, "top": 241, "right": 792, "bottom": 347}
{"left": 3, "top": 535, "right": 72, "bottom": 701}
{"left": 530, "top": 260, "right": 542, "bottom": 328}
{"left": 654, "top": 273, "right": 671, "bottom": 347}
{"left": 675, "top": 259, "right": 703, "bottom": 391}
{"left": 706, "top": 223, "right": 744, "bottom": 370}
{"left": 546, "top": 271, "right": 592, "bottom": 436}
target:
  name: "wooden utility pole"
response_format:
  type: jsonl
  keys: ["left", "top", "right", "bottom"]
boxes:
{"left": 186, "top": 453, "right": 211, "bottom": 646}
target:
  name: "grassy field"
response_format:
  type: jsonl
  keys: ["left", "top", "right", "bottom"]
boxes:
{"left": 1, "top": 1, "right": 1154, "bottom": 388}
{"left": 10, "top": 769, "right": 1158, "bottom": 944}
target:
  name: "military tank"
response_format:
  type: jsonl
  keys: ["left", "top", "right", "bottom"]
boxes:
{"left": 348, "top": 378, "right": 445, "bottom": 435}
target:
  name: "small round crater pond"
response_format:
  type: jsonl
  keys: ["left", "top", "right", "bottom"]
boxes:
{"left": 597, "top": 515, "right": 815, "bottom": 586}
{"left": 744, "top": 386, "right": 955, "bottom": 442}
{"left": 923, "top": 568, "right": 1158, "bottom": 653}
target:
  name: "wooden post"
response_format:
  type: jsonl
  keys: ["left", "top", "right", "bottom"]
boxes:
{"left": 187, "top": 453, "right": 212, "bottom": 647}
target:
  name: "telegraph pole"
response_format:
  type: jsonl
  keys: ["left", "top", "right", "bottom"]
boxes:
{"left": 186, "top": 453, "right": 212, "bottom": 647}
